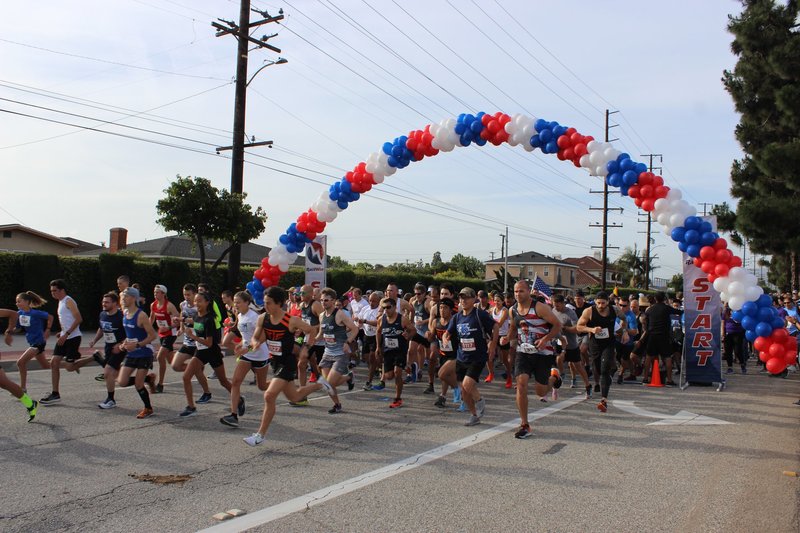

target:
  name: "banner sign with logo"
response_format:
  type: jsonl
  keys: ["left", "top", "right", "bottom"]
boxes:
{"left": 305, "top": 235, "right": 327, "bottom": 289}
{"left": 682, "top": 216, "right": 722, "bottom": 384}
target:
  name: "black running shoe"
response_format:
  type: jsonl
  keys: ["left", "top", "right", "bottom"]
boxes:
{"left": 237, "top": 396, "right": 246, "bottom": 417}
{"left": 220, "top": 414, "right": 239, "bottom": 428}
{"left": 92, "top": 350, "right": 106, "bottom": 367}
{"left": 328, "top": 403, "right": 342, "bottom": 414}
{"left": 39, "top": 392, "right": 61, "bottom": 405}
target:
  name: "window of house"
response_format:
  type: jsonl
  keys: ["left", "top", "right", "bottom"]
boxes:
{"left": 527, "top": 267, "right": 533, "bottom": 277}
{"left": 2, "top": 231, "right": 11, "bottom": 238}
{"left": 543, "top": 266, "right": 549, "bottom": 277}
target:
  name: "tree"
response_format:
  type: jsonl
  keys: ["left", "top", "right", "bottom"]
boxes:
{"left": 327, "top": 255, "right": 351, "bottom": 269}
{"left": 431, "top": 251, "right": 444, "bottom": 273}
{"left": 710, "top": 201, "right": 743, "bottom": 246}
{"left": 668, "top": 274, "right": 684, "bottom": 293}
{"left": 722, "top": 0, "right": 800, "bottom": 290}
{"left": 488, "top": 266, "right": 518, "bottom": 293}
{"left": 449, "top": 253, "right": 484, "bottom": 278}
{"left": 614, "top": 245, "right": 657, "bottom": 288}
{"left": 156, "top": 175, "right": 267, "bottom": 281}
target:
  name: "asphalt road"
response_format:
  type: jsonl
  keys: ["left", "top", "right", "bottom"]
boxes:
{"left": 1, "top": 360, "right": 798, "bottom": 533}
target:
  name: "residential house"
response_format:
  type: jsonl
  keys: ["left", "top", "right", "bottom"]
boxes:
{"left": 0, "top": 224, "right": 81, "bottom": 255}
{"left": 563, "top": 254, "right": 623, "bottom": 289}
{"left": 484, "top": 251, "right": 580, "bottom": 293}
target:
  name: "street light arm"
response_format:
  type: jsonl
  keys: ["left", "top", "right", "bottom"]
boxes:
{"left": 246, "top": 58, "right": 288, "bottom": 87}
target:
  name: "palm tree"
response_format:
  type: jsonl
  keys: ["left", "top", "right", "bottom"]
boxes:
{"left": 614, "top": 245, "right": 657, "bottom": 288}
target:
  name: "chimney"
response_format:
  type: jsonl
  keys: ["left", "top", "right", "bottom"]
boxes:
{"left": 552, "top": 254, "right": 562, "bottom": 260}
{"left": 593, "top": 250, "right": 602, "bottom": 261}
{"left": 109, "top": 227, "right": 128, "bottom": 253}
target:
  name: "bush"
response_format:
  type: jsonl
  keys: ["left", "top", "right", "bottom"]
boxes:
{"left": 98, "top": 253, "right": 134, "bottom": 293}
{"left": 0, "top": 253, "right": 24, "bottom": 311}
{"left": 61, "top": 257, "right": 103, "bottom": 330}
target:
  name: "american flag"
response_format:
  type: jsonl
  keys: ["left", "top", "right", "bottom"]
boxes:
{"left": 532, "top": 275, "right": 553, "bottom": 304}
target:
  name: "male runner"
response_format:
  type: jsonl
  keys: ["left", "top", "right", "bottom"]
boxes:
{"left": 88, "top": 292, "right": 127, "bottom": 409}
{"left": 375, "top": 297, "right": 415, "bottom": 408}
{"left": 316, "top": 288, "right": 359, "bottom": 414}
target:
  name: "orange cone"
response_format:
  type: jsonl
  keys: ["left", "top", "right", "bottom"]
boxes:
{"left": 647, "top": 359, "right": 664, "bottom": 388}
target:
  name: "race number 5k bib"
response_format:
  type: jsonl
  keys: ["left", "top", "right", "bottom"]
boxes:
{"left": 594, "top": 328, "right": 610, "bottom": 340}
{"left": 441, "top": 339, "right": 453, "bottom": 352}
{"left": 19, "top": 315, "right": 31, "bottom": 327}
{"left": 519, "top": 342, "right": 537, "bottom": 354}
{"left": 156, "top": 319, "right": 169, "bottom": 328}
{"left": 384, "top": 337, "right": 399, "bottom": 349}
{"left": 267, "top": 340, "right": 282, "bottom": 356}
{"left": 460, "top": 337, "right": 476, "bottom": 351}
{"left": 103, "top": 332, "right": 117, "bottom": 343}
{"left": 324, "top": 334, "right": 335, "bottom": 345}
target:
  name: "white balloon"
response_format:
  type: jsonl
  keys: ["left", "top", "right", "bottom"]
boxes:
{"left": 669, "top": 213, "right": 685, "bottom": 228}
{"left": 579, "top": 154, "right": 591, "bottom": 168}
{"left": 745, "top": 285, "right": 763, "bottom": 301}
{"left": 719, "top": 290, "right": 730, "bottom": 302}
{"left": 728, "top": 267, "right": 747, "bottom": 281}
{"left": 586, "top": 140, "right": 600, "bottom": 153}
{"left": 666, "top": 189, "right": 682, "bottom": 201}
{"left": 522, "top": 143, "right": 534, "bottom": 152}
{"left": 372, "top": 173, "right": 384, "bottom": 184}
{"left": 744, "top": 273, "right": 758, "bottom": 286}
{"left": 727, "top": 281, "right": 744, "bottom": 296}
{"left": 713, "top": 277, "right": 730, "bottom": 293}
{"left": 728, "top": 295, "right": 745, "bottom": 311}
{"left": 657, "top": 212, "right": 669, "bottom": 226}
{"left": 653, "top": 198, "right": 669, "bottom": 214}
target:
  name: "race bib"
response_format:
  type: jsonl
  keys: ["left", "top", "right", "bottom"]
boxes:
{"left": 440, "top": 339, "right": 453, "bottom": 352}
{"left": 197, "top": 342, "right": 208, "bottom": 351}
{"left": 384, "top": 337, "right": 399, "bottom": 349}
{"left": 18, "top": 315, "right": 31, "bottom": 327}
{"left": 156, "top": 319, "right": 169, "bottom": 328}
{"left": 460, "top": 338, "right": 476, "bottom": 351}
{"left": 103, "top": 332, "right": 117, "bottom": 343}
{"left": 595, "top": 328, "right": 610, "bottom": 339}
{"left": 519, "top": 342, "right": 537, "bottom": 354}
{"left": 323, "top": 334, "right": 335, "bottom": 345}
{"left": 414, "top": 316, "right": 424, "bottom": 326}
{"left": 267, "top": 340, "right": 282, "bottom": 356}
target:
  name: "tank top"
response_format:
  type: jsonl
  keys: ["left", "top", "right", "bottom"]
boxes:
{"left": 413, "top": 298, "right": 430, "bottom": 334}
{"left": 58, "top": 296, "right": 81, "bottom": 339}
{"left": 587, "top": 305, "right": 617, "bottom": 349}
{"left": 180, "top": 300, "right": 199, "bottom": 347}
{"left": 492, "top": 306, "right": 509, "bottom": 336}
{"left": 511, "top": 302, "right": 553, "bottom": 356}
{"left": 262, "top": 312, "right": 295, "bottom": 360}
{"left": 434, "top": 317, "right": 454, "bottom": 356}
{"left": 301, "top": 301, "right": 324, "bottom": 346}
{"left": 123, "top": 309, "right": 152, "bottom": 358}
{"left": 380, "top": 313, "right": 408, "bottom": 354}
{"left": 99, "top": 310, "right": 125, "bottom": 345}
{"left": 321, "top": 310, "right": 348, "bottom": 356}
{"left": 238, "top": 310, "right": 269, "bottom": 361}
{"left": 151, "top": 299, "right": 176, "bottom": 338}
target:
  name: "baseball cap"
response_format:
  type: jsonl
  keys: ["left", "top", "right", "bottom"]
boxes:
{"left": 123, "top": 287, "right": 140, "bottom": 299}
{"left": 154, "top": 284, "right": 167, "bottom": 294}
{"left": 459, "top": 287, "right": 476, "bottom": 298}
{"left": 575, "top": 290, "right": 585, "bottom": 297}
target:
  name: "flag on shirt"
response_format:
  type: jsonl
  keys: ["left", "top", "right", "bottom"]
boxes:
{"left": 532, "top": 275, "right": 553, "bottom": 304}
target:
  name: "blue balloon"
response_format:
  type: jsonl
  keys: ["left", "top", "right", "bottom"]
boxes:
{"left": 700, "top": 232, "right": 717, "bottom": 246}
{"left": 741, "top": 315, "right": 757, "bottom": 331}
{"left": 755, "top": 321, "right": 774, "bottom": 338}
{"left": 772, "top": 316, "right": 786, "bottom": 329}
{"left": 337, "top": 199, "right": 348, "bottom": 210}
{"left": 618, "top": 152, "right": 630, "bottom": 161}
{"left": 469, "top": 121, "right": 483, "bottom": 133}
{"left": 534, "top": 118, "right": 549, "bottom": 131}
{"left": 620, "top": 185, "right": 630, "bottom": 196}
{"left": 545, "top": 141, "right": 558, "bottom": 153}
{"left": 757, "top": 307, "right": 774, "bottom": 323}
{"left": 678, "top": 241, "right": 689, "bottom": 252}
{"left": 459, "top": 133, "right": 471, "bottom": 147}
{"left": 278, "top": 234, "right": 289, "bottom": 245}
{"left": 606, "top": 160, "right": 620, "bottom": 174}
{"left": 741, "top": 300, "right": 758, "bottom": 317}
{"left": 683, "top": 229, "right": 700, "bottom": 244}
{"left": 608, "top": 173, "right": 622, "bottom": 187}
{"left": 731, "top": 310, "right": 744, "bottom": 322}
{"left": 553, "top": 125, "right": 567, "bottom": 137}
{"left": 634, "top": 162, "right": 648, "bottom": 174}
{"left": 387, "top": 155, "right": 399, "bottom": 167}
{"left": 530, "top": 135, "right": 542, "bottom": 148}
{"left": 699, "top": 221, "right": 712, "bottom": 233}
{"left": 454, "top": 122, "right": 466, "bottom": 135}
{"left": 620, "top": 158, "right": 635, "bottom": 172}
{"left": 382, "top": 142, "right": 393, "bottom": 155}
{"left": 539, "top": 129, "right": 553, "bottom": 142}
{"left": 391, "top": 144, "right": 404, "bottom": 157}
{"left": 474, "top": 136, "right": 487, "bottom": 146}
{"left": 671, "top": 227, "right": 686, "bottom": 242}
{"left": 757, "top": 294, "right": 772, "bottom": 307}
{"left": 745, "top": 330, "right": 758, "bottom": 342}
{"left": 622, "top": 170, "right": 638, "bottom": 185}
{"left": 686, "top": 244, "right": 701, "bottom": 257}
{"left": 683, "top": 216, "right": 701, "bottom": 230}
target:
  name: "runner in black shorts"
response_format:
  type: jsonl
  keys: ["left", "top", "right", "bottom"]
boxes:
{"left": 433, "top": 298, "right": 458, "bottom": 407}
{"left": 88, "top": 292, "right": 127, "bottom": 409}
{"left": 376, "top": 297, "right": 414, "bottom": 409}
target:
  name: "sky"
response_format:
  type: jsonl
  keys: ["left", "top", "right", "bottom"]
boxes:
{"left": 0, "top": 0, "right": 753, "bottom": 282}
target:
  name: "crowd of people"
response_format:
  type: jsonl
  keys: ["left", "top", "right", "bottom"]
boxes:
{"left": 2, "top": 276, "right": 799, "bottom": 442}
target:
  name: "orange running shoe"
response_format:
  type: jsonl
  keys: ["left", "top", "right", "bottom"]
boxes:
{"left": 136, "top": 407, "right": 154, "bottom": 419}
{"left": 484, "top": 373, "right": 494, "bottom": 383}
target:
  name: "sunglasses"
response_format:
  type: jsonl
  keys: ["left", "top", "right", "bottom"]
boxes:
{"left": 620, "top": 304, "right": 629, "bottom": 307}
{"left": 380, "top": 305, "right": 391, "bottom": 310}
{"left": 321, "top": 298, "right": 333, "bottom": 302}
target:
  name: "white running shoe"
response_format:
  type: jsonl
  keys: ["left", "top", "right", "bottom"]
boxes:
{"left": 476, "top": 397, "right": 486, "bottom": 418}
{"left": 243, "top": 433, "right": 264, "bottom": 447}
{"left": 98, "top": 399, "right": 117, "bottom": 409}
{"left": 316, "top": 375, "right": 335, "bottom": 397}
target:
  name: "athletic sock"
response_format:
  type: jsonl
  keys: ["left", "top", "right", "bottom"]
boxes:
{"left": 136, "top": 387, "right": 152, "bottom": 409}
{"left": 19, "top": 393, "right": 33, "bottom": 409}
{"left": 107, "top": 391, "right": 115, "bottom": 401}
{"left": 127, "top": 376, "right": 136, "bottom": 387}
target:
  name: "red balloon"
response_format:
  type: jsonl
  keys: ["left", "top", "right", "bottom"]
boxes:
{"left": 707, "top": 273, "right": 718, "bottom": 283}
{"left": 574, "top": 143, "right": 588, "bottom": 157}
{"left": 654, "top": 186, "right": 669, "bottom": 198}
{"left": 641, "top": 198, "right": 655, "bottom": 212}
{"left": 260, "top": 278, "right": 270, "bottom": 288}
{"left": 701, "top": 260, "right": 715, "bottom": 273}
{"left": 714, "top": 263, "right": 730, "bottom": 277}
{"left": 753, "top": 336, "right": 772, "bottom": 352}
{"left": 759, "top": 350, "right": 771, "bottom": 362}
{"left": 769, "top": 343, "right": 785, "bottom": 359}
{"left": 639, "top": 185, "right": 654, "bottom": 198}
{"left": 699, "top": 246, "right": 716, "bottom": 260}
{"left": 715, "top": 249, "right": 732, "bottom": 263}
{"left": 628, "top": 185, "right": 641, "bottom": 198}
{"left": 771, "top": 328, "right": 789, "bottom": 342}
{"left": 557, "top": 135, "right": 571, "bottom": 149}
{"left": 652, "top": 176, "right": 664, "bottom": 187}
{"left": 306, "top": 231, "right": 316, "bottom": 240}
{"left": 261, "top": 258, "right": 270, "bottom": 268}
{"left": 766, "top": 357, "right": 787, "bottom": 374}
{"left": 637, "top": 172, "right": 653, "bottom": 186}
{"left": 713, "top": 238, "right": 727, "bottom": 250}
{"left": 729, "top": 256, "right": 743, "bottom": 267}
{"left": 785, "top": 351, "right": 797, "bottom": 365}
{"left": 785, "top": 336, "right": 798, "bottom": 351}
{"left": 693, "top": 257, "right": 703, "bottom": 268}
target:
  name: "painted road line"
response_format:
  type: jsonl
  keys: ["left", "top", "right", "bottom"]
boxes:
{"left": 198, "top": 394, "right": 586, "bottom": 533}
{"left": 612, "top": 400, "right": 733, "bottom": 426}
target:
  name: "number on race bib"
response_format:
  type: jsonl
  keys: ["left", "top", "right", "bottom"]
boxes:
{"left": 103, "top": 332, "right": 117, "bottom": 343}
{"left": 384, "top": 337, "right": 399, "bottom": 349}
{"left": 595, "top": 328, "right": 610, "bottom": 339}
{"left": 460, "top": 338, "right": 476, "bottom": 351}
{"left": 323, "top": 334, "right": 335, "bottom": 345}
{"left": 266, "top": 340, "right": 282, "bottom": 356}
{"left": 19, "top": 315, "right": 31, "bottom": 327}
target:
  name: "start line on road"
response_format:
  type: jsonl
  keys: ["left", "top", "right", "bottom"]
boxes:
{"left": 199, "top": 395, "right": 587, "bottom": 533}
{"left": 612, "top": 399, "right": 733, "bottom": 426}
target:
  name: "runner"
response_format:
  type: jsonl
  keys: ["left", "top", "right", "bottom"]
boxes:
{"left": 220, "top": 290, "right": 243, "bottom": 355}
{"left": 433, "top": 297, "right": 458, "bottom": 408}
{"left": 572, "top": 290, "right": 593, "bottom": 389}
{"left": 407, "top": 282, "right": 433, "bottom": 389}
{"left": 488, "top": 293, "right": 511, "bottom": 387}
{"left": 356, "top": 292, "right": 381, "bottom": 391}
{"left": 505, "top": 280, "right": 562, "bottom": 438}
{"left": 150, "top": 284, "right": 179, "bottom": 394}
{"left": 477, "top": 290, "right": 491, "bottom": 312}
{"left": 641, "top": 292, "right": 683, "bottom": 386}
{"left": 552, "top": 294, "right": 591, "bottom": 399}
{"left": 242, "top": 287, "right": 333, "bottom": 446}
{"left": 14, "top": 291, "right": 53, "bottom": 392}
{"left": 178, "top": 291, "right": 233, "bottom": 417}
{"left": 220, "top": 291, "right": 271, "bottom": 428}
{"left": 577, "top": 291, "right": 629, "bottom": 412}
{"left": 40, "top": 279, "right": 91, "bottom": 405}
{"left": 1, "top": 308, "right": 38, "bottom": 422}
{"left": 316, "top": 288, "right": 359, "bottom": 414}
{"left": 443, "top": 287, "right": 499, "bottom": 426}
{"left": 615, "top": 296, "right": 640, "bottom": 384}
{"left": 297, "top": 284, "right": 324, "bottom": 387}
{"left": 375, "top": 297, "right": 415, "bottom": 408}
{"left": 117, "top": 287, "right": 158, "bottom": 418}
{"left": 169, "top": 284, "right": 211, "bottom": 397}
{"left": 88, "top": 292, "right": 127, "bottom": 409}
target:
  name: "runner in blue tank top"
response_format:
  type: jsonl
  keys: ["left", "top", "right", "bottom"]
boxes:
{"left": 376, "top": 297, "right": 415, "bottom": 409}
{"left": 117, "top": 287, "right": 158, "bottom": 419}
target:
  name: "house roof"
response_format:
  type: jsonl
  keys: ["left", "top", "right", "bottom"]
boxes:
{"left": 564, "top": 255, "right": 621, "bottom": 274}
{"left": 575, "top": 269, "right": 600, "bottom": 288}
{"left": 61, "top": 237, "right": 104, "bottom": 254}
{"left": 485, "top": 251, "right": 575, "bottom": 267}
{"left": 0, "top": 224, "right": 79, "bottom": 248}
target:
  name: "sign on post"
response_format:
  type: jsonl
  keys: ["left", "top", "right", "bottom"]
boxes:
{"left": 305, "top": 235, "right": 327, "bottom": 289}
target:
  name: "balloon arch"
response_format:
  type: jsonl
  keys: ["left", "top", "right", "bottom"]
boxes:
{"left": 245, "top": 112, "right": 795, "bottom": 375}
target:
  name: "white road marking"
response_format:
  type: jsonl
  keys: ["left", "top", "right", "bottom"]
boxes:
{"left": 198, "top": 394, "right": 585, "bottom": 533}
{"left": 612, "top": 400, "right": 733, "bottom": 426}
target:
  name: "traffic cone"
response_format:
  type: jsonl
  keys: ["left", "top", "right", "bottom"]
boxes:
{"left": 647, "top": 359, "right": 664, "bottom": 388}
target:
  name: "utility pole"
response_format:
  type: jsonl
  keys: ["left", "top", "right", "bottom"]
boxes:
{"left": 589, "top": 109, "right": 622, "bottom": 291}
{"left": 502, "top": 226, "right": 509, "bottom": 293}
{"left": 213, "top": 3, "right": 284, "bottom": 289}
{"left": 639, "top": 153, "right": 662, "bottom": 290}
{"left": 698, "top": 202, "right": 714, "bottom": 217}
